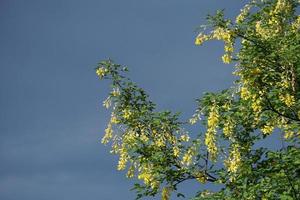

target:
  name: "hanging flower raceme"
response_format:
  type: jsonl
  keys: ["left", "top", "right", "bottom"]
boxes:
{"left": 205, "top": 104, "right": 219, "bottom": 160}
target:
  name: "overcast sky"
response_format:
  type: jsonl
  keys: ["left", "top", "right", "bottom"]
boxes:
{"left": 0, "top": 1, "right": 248, "bottom": 199}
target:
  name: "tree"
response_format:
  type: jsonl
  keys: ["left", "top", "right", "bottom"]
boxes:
{"left": 96, "top": 0, "right": 300, "bottom": 199}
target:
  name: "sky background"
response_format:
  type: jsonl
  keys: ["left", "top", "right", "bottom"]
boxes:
{"left": 0, "top": 0, "right": 248, "bottom": 199}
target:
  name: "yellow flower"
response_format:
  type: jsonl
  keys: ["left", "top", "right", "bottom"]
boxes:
{"left": 111, "top": 88, "right": 120, "bottom": 96}
{"left": 173, "top": 146, "right": 180, "bottom": 157}
{"left": 126, "top": 165, "right": 135, "bottom": 178}
{"left": 123, "top": 109, "right": 132, "bottom": 119}
{"left": 251, "top": 98, "right": 262, "bottom": 113}
{"left": 284, "top": 130, "right": 294, "bottom": 139}
{"left": 205, "top": 105, "right": 219, "bottom": 160}
{"left": 222, "top": 54, "right": 232, "bottom": 64}
{"left": 103, "top": 96, "right": 111, "bottom": 109}
{"left": 110, "top": 113, "right": 119, "bottom": 124}
{"left": 161, "top": 187, "right": 171, "bottom": 200}
{"left": 235, "top": 4, "right": 251, "bottom": 24}
{"left": 102, "top": 123, "right": 113, "bottom": 144}
{"left": 279, "top": 93, "right": 295, "bottom": 107}
{"left": 225, "top": 143, "right": 241, "bottom": 174}
{"left": 194, "top": 171, "right": 206, "bottom": 183}
{"left": 155, "top": 137, "right": 165, "bottom": 147}
{"left": 180, "top": 134, "right": 190, "bottom": 142}
{"left": 96, "top": 67, "right": 107, "bottom": 78}
{"left": 195, "top": 33, "right": 209, "bottom": 45}
{"left": 224, "top": 43, "right": 234, "bottom": 53}
{"left": 223, "top": 121, "right": 234, "bottom": 137}
{"left": 261, "top": 123, "right": 274, "bottom": 135}
{"left": 182, "top": 150, "right": 193, "bottom": 166}
{"left": 240, "top": 86, "right": 251, "bottom": 100}
{"left": 117, "top": 147, "right": 128, "bottom": 170}
{"left": 140, "top": 133, "right": 149, "bottom": 142}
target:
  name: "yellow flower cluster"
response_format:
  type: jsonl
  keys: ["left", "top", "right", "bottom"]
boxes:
{"left": 161, "top": 187, "right": 171, "bottom": 200}
{"left": 111, "top": 87, "right": 120, "bottom": 96}
{"left": 255, "top": 0, "right": 293, "bottom": 39}
{"left": 123, "top": 130, "right": 137, "bottom": 144}
{"left": 193, "top": 171, "right": 207, "bottom": 183}
{"left": 212, "top": 27, "right": 232, "bottom": 42}
{"left": 279, "top": 93, "right": 295, "bottom": 107}
{"left": 240, "top": 86, "right": 251, "bottom": 100}
{"left": 261, "top": 123, "right": 274, "bottom": 135}
{"left": 182, "top": 148, "right": 194, "bottom": 166}
{"left": 102, "top": 122, "right": 113, "bottom": 144}
{"left": 195, "top": 33, "right": 210, "bottom": 46}
{"left": 225, "top": 143, "right": 241, "bottom": 174}
{"left": 255, "top": 21, "right": 270, "bottom": 39}
{"left": 172, "top": 146, "right": 180, "bottom": 157}
{"left": 235, "top": 3, "right": 251, "bottom": 24}
{"left": 278, "top": 119, "right": 297, "bottom": 139}
{"left": 284, "top": 130, "right": 295, "bottom": 139}
{"left": 274, "top": 0, "right": 292, "bottom": 15}
{"left": 251, "top": 97, "right": 262, "bottom": 113}
{"left": 180, "top": 134, "right": 190, "bottom": 142}
{"left": 96, "top": 67, "right": 108, "bottom": 78}
{"left": 103, "top": 96, "right": 112, "bottom": 109}
{"left": 223, "top": 120, "right": 234, "bottom": 137}
{"left": 181, "top": 141, "right": 199, "bottom": 166}
{"left": 205, "top": 105, "right": 219, "bottom": 160}
{"left": 291, "top": 16, "right": 300, "bottom": 32}
{"left": 117, "top": 146, "right": 129, "bottom": 170}
{"left": 139, "top": 132, "right": 149, "bottom": 143}
{"left": 110, "top": 114, "right": 119, "bottom": 124}
{"left": 222, "top": 54, "right": 232, "bottom": 64}
{"left": 123, "top": 109, "right": 132, "bottom": 119}
{"left": 138, "top": 164, "right": 159, "bottom": 189}
{"left": 154, "top": 136, "right": 165, "bottom": 147}
{"left": 126, "top": 165, "right": 135, "bottom": 178}
{"left": 278, "top": 79, "right": 290, "bottom": 89}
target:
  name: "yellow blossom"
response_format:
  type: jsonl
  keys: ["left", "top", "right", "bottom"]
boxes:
{"left": 279, "top": 93, "right": 295, "bottom": 107}
{"left": 102, "top": 123, "right": 113, "bottom": 144}
{"left": 180, "top": 134, "right": 190, "bottom": 142}
{"left": 284, "top": 130, "right": 295, "bottom": 139}
{"left": 111, "top": 88, "right": 120, "bottom": 96}
{"left": 240, "top": 86, "right": 251, "bottom": 100}
{"left": 225, "top": 143, "right": 241, "bottom": 174}
{"left": 155, "top": 137, "right": 165, "bottom": 147}
{"left": 126, "top": 165, "right": 135, "bottom": 178}
{"left": 205, "top": 105, "right": 219, "bottom": 160}
{"left": 173, "top": 146, "right": 180, "bottom": 157}
{"left": 103, "top": 96, "right": 111, "bottom": 109}
{"left": 222, "top": 54, "right": 232, "bottom": 64}
{"left": 137, "top": 164, "right": 159, "bottom": 189}
{"left": 140, "top": 133, "right": 149, "bottom": 142}
{"left": 251, "top": 98, "right": 262, "bottom": 113}
{"left": 161, "top": 187, "right": 171, "bottom": 200}
{"left": 223, "top": 121, "right": 234, "bottom": 137}
{"left": 182, "top": 149, "right": 193, "bottom": 166}
{"left": 96, "top": 67, "right": 107, "bottom": 78}
{"left": 110, "top": 113, "right": 119, "bottom": 124}
{"left": 194, "top": 171, "right": 206, "bottom": 183}
{"left": 123, "top": 109, "right": 132, "bottom": 119}
{"left": 224, "top": 43, "right": 234, "bottom": 53}
{"left": 117, "top": 147, "right": 128, "bottom": 170}
{"left": 235, "top": 4, "right": 251, "bottom": 24}
{"left": 195, "top": 33, "right": 209, "bottom": 45}
{"left": 261, "top": 123, "right": 274, "bottom": 135}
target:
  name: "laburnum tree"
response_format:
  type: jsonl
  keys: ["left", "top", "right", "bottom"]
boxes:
{"left": 96, "top": 0, "right": 300, "bottom": 199}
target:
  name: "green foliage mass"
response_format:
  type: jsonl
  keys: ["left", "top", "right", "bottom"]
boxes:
{"left": 96, "top": 0, "right": 300, "bottom": 199}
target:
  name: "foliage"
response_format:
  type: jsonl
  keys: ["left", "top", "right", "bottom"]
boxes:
{"left": 96, "top": 0, "right": 300, "bottom": 199}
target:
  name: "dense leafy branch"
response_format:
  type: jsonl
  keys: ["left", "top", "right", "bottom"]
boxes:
{"left": 96, "top": 0, "right": 300, "bottom": 199}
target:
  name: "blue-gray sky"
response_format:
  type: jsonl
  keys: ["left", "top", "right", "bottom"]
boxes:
{"left": 0, "top": 1, "right": 247, "bottom": 199}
